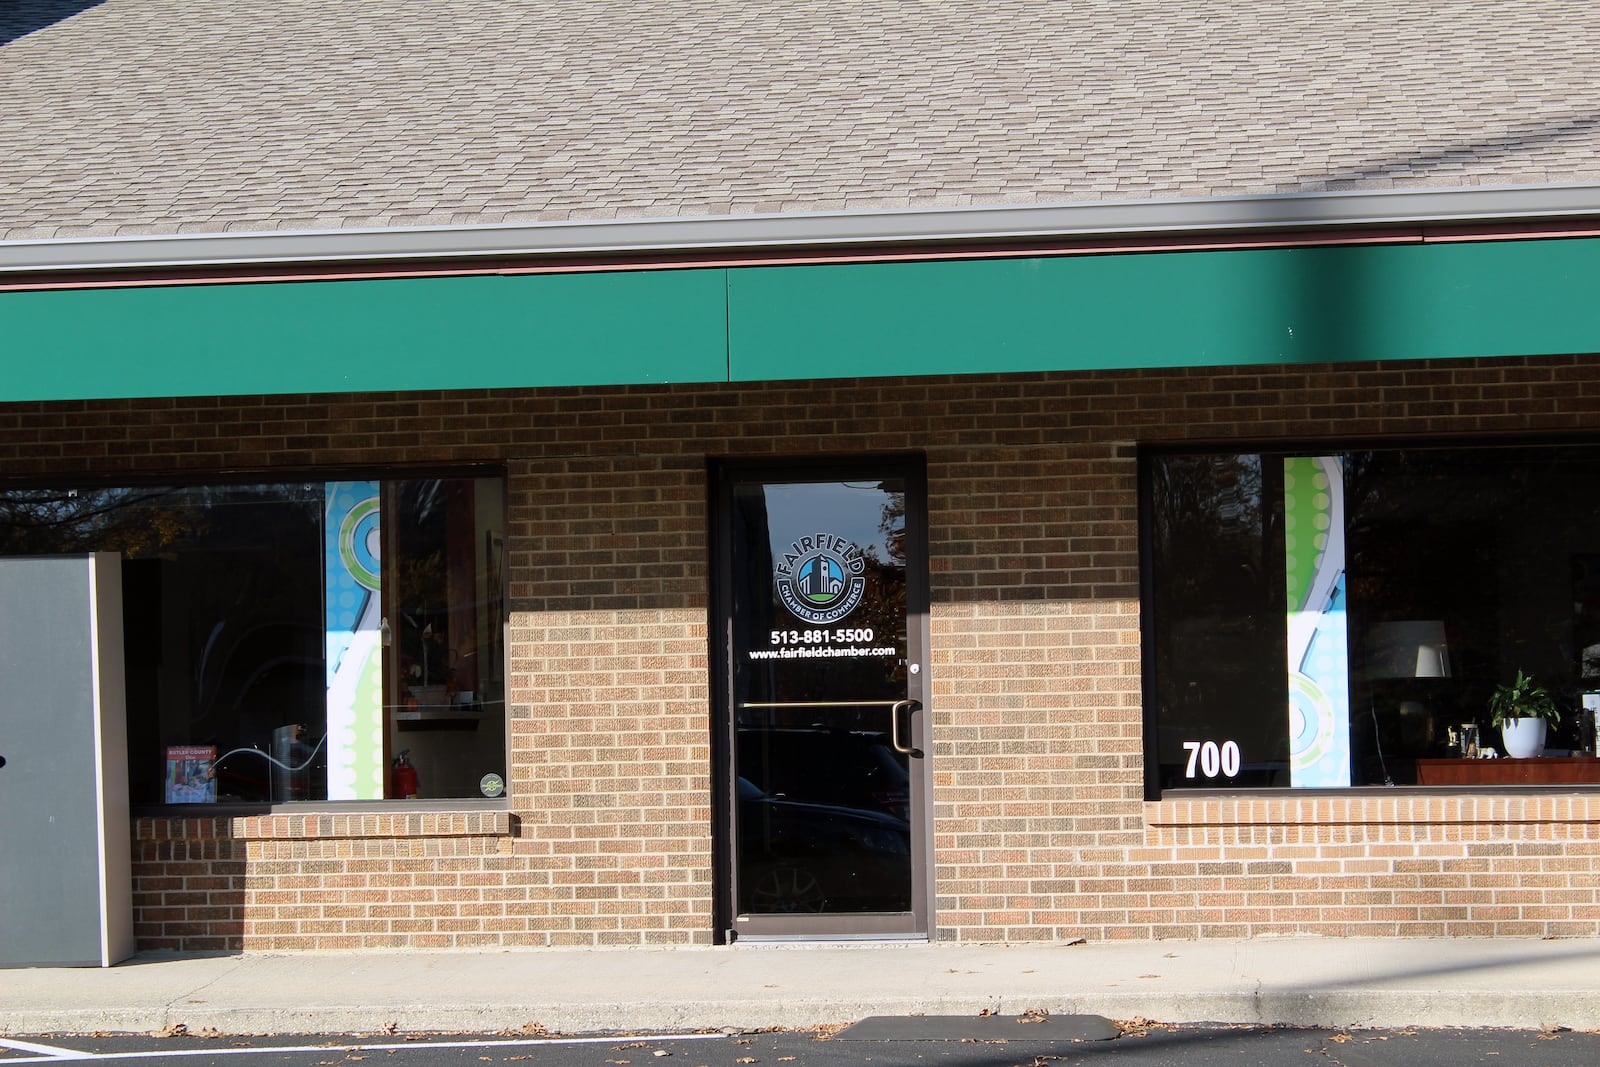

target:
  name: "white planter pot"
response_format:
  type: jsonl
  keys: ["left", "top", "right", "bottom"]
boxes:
{"left": 1500, "top": 717, "right": 1547, "bottom": 759}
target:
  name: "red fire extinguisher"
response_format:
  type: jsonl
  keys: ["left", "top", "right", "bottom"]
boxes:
{"left": 391, "top": 749, "right": 419, "bottom": 799}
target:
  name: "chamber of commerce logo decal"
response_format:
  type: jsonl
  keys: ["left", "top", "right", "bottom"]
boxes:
{"left": 775, "top": 531, "right": 867, "bottom": 624}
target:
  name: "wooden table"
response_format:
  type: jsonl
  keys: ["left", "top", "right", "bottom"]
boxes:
{"left": 1414, "top": 757, "right": 1600, "bottom": 786}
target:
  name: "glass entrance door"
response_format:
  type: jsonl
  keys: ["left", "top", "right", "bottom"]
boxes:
{"left": 714, "top": 459, "right": 929, "bottom": 938}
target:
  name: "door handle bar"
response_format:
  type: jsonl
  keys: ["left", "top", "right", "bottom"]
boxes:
{"left": 740, "top": 699, "right": 922, "bottom": 755}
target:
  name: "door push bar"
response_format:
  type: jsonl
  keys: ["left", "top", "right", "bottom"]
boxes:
{"left": 740, "top": 699, "right": 922, "bottom": 755}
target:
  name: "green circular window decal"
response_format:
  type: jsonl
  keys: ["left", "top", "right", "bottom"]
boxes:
{"left": 338, "top": 496, "right": 382, "bottom": 592}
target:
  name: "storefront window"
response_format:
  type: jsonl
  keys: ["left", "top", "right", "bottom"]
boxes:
{"left": 1146, "top": 443, "right": 1600, "bottom": 792}
{"left": 0, "top": 474, "right": 505, "bottom": 805}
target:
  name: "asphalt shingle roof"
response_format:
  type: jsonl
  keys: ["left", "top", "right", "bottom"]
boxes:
{"left": 4, "top": 0, "right": 1600, "bottom": 241}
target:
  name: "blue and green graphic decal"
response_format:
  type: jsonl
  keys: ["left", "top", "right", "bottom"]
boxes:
{"left": 325, "top": 481, "right": 385, "bottom": 800}
{"left": 1284, "top": 456, "right": 1351, "bottom": 788}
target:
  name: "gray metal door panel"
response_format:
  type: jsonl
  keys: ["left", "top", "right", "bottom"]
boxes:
{"left": 0, "top": 554, "right": 133, "bottom": 967}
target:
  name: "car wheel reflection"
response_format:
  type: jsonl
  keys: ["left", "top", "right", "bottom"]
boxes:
{"left": 745, "top": 861, "right": 829, "bottom": 913}
{"left": 736, "top": 776, "right": 910, "bottom": 915}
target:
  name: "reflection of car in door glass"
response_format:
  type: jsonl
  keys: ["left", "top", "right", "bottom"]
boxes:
{"left": 736, "top": 727, "right": 910, "bottom": 821}
{"left": 736, "top": 777, "right": 910, "bottom": 914}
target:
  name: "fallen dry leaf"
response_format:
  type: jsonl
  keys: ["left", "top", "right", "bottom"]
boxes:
{"left": 1328, "top": 1033, "right": 1352, "bottom": 1043}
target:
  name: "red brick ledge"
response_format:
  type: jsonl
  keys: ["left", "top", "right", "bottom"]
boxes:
{"left": 231, "top": 810, "right": 514, "bottom": 840}
{"left": 1147, "top": 793, "right": 1600, "bottom": 828}
{"left": 136, "top": 816, "right": 235, "bottom": 840}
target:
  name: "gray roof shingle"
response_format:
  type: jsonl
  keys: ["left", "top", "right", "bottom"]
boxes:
{"left": 4, "top": 0, "right": 1600, "bottom": 240}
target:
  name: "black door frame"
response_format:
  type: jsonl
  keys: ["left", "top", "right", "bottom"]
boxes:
{"left": 709, "top": 453, "right": 932, "bottom": 941}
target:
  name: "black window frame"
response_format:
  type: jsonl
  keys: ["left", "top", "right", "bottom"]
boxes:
{"left": 0, "top": 463, "right": 510, "bottom": 815}
{"left": 1140, "top": 433, "right": 1600, "bottom": 799}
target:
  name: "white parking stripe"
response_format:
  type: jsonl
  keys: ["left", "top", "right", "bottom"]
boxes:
{"left": 0, "top": 1031, "right": 727, "bottom": 1063}
{"left": 0, "top": 1037, "right": 96, "bottom": 1060}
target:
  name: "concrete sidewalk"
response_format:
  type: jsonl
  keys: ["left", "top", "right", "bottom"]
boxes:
{"left": 3, "top": 938, "right": 1599, "bottom": 1036}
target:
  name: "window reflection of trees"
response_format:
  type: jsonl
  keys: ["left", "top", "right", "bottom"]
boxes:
{"left": 0, "top": 486, "right": 208, "bottom": 556}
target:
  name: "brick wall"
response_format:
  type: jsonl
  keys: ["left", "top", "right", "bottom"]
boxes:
{"left": 231, "top": 812, "right": 520, "bottom": 949}
{"left": 6, "top": 355, "right": 1600, "bottom": 950}
{"left": 133, "top": 818, "right": 245, "bottom": 951}
{"left": 1142, "top": 796, "right": 1600, "bottom": 938}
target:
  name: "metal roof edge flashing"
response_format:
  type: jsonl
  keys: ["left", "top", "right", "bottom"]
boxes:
{"left": 8, "top": 182, "right": 1600, "bottom": 275}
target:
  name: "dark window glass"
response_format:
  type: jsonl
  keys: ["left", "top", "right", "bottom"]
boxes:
{"left": 1147, "top": 444, "right": 1600, "bottom": 792}
{"left": 729, "top": 478, "right": 913, "bottom": 915}
{"left": 0, "top": 476, "right": 506, "bottom": 805}
{"left": 1345, "top": 447, "right": 1600, "bottom": 783}
{"left": 0, "top": 485, "right": 324, "bottom": 803}
{"left": 387, "top": 476, "right": 506, "bottom": 800}
{"left": 1148, "top": 455, "right": 1289, "bottom": 789}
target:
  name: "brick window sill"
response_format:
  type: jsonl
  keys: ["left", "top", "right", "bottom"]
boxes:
{"left": 1147, "top": 793, "right": 1600, "bottom": 830}
{"left": 231, "top": 810, "right": 514, "bottom": 841}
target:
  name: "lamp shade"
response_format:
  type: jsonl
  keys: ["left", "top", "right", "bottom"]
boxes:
{"left": 1366, "top": 620, "right": 1451, "bottom": 679}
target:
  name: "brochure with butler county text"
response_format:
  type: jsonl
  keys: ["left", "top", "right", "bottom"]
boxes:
{"left": 165, "top": 745, "right": 217, "bottom": 804}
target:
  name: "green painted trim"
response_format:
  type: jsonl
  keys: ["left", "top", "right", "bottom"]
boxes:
{"left": 5, "top": 237, "right": 1600, "bottom": 403}
{"left": 0, "top": 269, "right": 729, "bottom": 402}
{"left": 727, "top": 237, "right": 1600, "bottom": 379}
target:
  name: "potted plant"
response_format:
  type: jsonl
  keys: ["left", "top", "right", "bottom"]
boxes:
{"left": 1488, "top": 670, "right": 1563, "bottom": 758}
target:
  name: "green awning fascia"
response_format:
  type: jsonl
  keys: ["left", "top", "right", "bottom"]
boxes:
{"left": 5, "top": 235, "right": 1600, "bottom": 403}
{"left": 726, "top": 236, "right": 1600, "bottom": 380}
{"left": 0, "top": 269, "right": 731, "bottom": 402}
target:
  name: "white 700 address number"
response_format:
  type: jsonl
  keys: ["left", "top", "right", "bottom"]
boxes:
{"left": 1182, "top": 739, "right": 1241, "bottom": 779}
